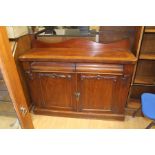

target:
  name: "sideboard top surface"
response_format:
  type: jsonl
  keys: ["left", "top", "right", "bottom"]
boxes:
{"left": 19, "top": 38, "right": 137, "bottom": 64}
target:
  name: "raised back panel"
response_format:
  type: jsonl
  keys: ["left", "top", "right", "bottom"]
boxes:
{"left": 32, "top": 38, "right": 130, "bottom": 50}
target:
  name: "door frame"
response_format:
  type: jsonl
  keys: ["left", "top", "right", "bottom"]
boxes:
{"left": 0, "top": 27, "right": 34, "bottom": 128}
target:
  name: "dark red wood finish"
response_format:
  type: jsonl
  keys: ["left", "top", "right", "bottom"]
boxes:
{"left": 19, "top": 39, "right": 136, "bottom": 120}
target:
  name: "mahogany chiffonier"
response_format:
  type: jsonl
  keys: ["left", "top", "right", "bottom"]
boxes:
{"left": 18, "top": 38, "right": 137, "bottom": 120}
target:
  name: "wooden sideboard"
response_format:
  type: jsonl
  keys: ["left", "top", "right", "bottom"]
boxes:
{"left": 19, "top": 38, "right": 136, "bottom": 120}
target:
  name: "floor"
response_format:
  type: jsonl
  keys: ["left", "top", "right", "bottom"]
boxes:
{"left": 0, "top": 116, "right": 17, "bottom": 129}
{"left": 0, "top": 100, "right": 153, "bottom": 129}
{"left": 32, "top": 115, "right": 152, "bottom": 129}
{"left": 0, "top": 102, "right": 16, "bottom": 117}
{"left": 0, "top": 102, "right": 18, "bottom": 129}
{"left": 0, "top": 114, "right": 153, "bottom": 129}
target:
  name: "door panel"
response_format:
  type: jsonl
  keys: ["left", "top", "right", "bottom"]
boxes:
{"left": 0, "top": 27, "right": 33, "bottom": 128}
{"left": 78, "top": 73, "right": 117, "bottom": 113}
{"left": 38, "top": 72, "right": 76, "bottom": 111}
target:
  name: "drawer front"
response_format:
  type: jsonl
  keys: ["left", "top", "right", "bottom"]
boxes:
{"left": 23, "top": 62, "right": 123, "bottom": 75}
{"left": 30, "top": 62, "right": 75, "bottom": 73}
{"left": 76, "top": 63, "right": 123, "bottom": 75}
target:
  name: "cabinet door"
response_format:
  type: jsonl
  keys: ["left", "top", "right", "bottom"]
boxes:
{"left": 77, "top": 73, "right": 131, "bottom": 114}
{"left": 27, "top": 72, "right": 76, "bottom": 111}
{"left": 77, "top": 73, "right": 120, "bottom": 113}
{"left": 39, "top": 72, "right": 76, "bottom": 111}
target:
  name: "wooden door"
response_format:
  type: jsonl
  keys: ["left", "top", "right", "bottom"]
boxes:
{"left": 77, "top": 73, "right": 131, "bottom": 115}
{"left": 39, "top": 72, "right": 76, "bottom": 111}
{"left": 29, "top": 72, "right": 76, "bottom": 111}
{"left": 77, "top": 73, "right": 118, "bottom": 113}
{"left": 75, "top": 63, "right": 129, "bottom": 115}
{"left": 0, "top": 27, "right": 34, "bottom": 128}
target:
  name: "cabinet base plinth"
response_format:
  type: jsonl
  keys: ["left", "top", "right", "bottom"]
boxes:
{"left": 33, "top": 107, "right": 125, "bottom": 121}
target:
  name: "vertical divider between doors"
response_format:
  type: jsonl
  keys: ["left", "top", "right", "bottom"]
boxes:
{"left": 74, "top": 63, "right": 79, "bottom": 112}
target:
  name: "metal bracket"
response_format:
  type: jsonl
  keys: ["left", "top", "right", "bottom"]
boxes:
{"left": 74, "top": 92, "right": 80, "bottom": 102}
{"left": 20, "top": 106, "right": 28, "bottom": 116}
